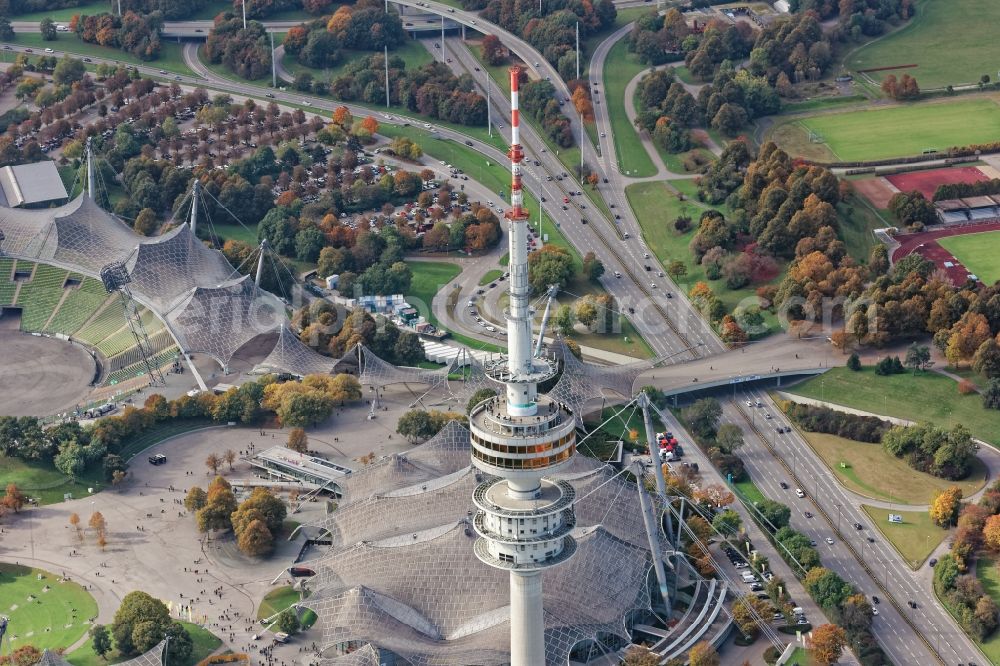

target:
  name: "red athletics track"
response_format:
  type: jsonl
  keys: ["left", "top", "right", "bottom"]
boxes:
{"left": 891, "top": 220, "right": 1000, "bottom": 286}
{"left": 885, "top": 166, "right": 990, "bottom": 200}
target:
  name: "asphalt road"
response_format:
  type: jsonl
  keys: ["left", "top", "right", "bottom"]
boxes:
{"left": 721, "top": 388, "right": 985, "bottom": 666}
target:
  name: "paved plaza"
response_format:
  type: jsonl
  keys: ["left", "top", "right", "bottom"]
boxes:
{"left": 0, "top": 385, "right": 430, "bottom": 664}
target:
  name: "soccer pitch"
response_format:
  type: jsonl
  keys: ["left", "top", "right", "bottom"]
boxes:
{"left": 799, "top": 99, "right": 1000, "bottom": 162}
{"left": 938, "top": 231, "right": 1000, "bottom": 285}
{"left": 0, "top": 563, "right": 98, "bottom": 651}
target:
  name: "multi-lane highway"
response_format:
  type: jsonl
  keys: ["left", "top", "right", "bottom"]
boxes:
{"left": 721, "top": 388, "right": 986, "bottom": 665}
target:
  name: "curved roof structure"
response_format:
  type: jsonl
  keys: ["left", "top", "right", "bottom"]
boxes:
{"left": 254, "top": 325, "right": 337, "bottom": 377}
{"left": 0, "top": 192, "right": 290, "bottom": 368}
{"left": 301, "top": 421, "right": 672, "bottom": 664}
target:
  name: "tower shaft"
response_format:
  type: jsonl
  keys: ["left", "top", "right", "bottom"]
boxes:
{"left": 510, "top": 571, "right": 544, "bottom": 664}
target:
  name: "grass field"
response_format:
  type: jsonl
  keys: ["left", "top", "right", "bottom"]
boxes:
{"left": 0, "top": 456, "right": 102, "bottom": 505}
{"left": 733, "top": 476, "right": 768, "bottom": 506}
{"left": 626, "top": 180, "right": 782, "bottom": 335}
{"left": 787, "top": 366, "right": 1000, "bottom": 446}
{"left": 799, "top": 430, "right": 988, "bottom": 504}
{"left": 604, "top": 40, "right": 656, "bottom": 178}
{"left": 0, "top": 563, "right": 98, "bottom": 651}
{"left": 67, "top": 621, "right": 220, "bottom": 666}
{"left": 849, "top": 0, "right": 1000, "bottom": 89}
{"left": 938, "top": 230, "right": 1000, "bottom": 285}
{"left": 406, "top": 260, "right": 461, "bottom": 328}
{"left": 281, "top": 40, "right": 434, "bottom": 91}
{"left": 478, "top": 269, "right": 503, "bottom": 285}
{"left": 256, "top": 586, "right": 317, "bottom": 629}
{"left": 776, "top": 99, "right": 1000, "bottom": 162}
{"left": 861, "top": 505, "right": 944, "bottom": 569}
{"left": 838, "top": 195, "right": 891, "bottom": 261}
{"left": 5, "top": 33, "right": 193, "bottom": 76}
{"left": 974, "top": 555, "right": 1000, "bottom": 665}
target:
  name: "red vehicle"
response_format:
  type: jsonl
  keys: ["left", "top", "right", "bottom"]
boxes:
{"left": 563, "top": 196, "right": 569, "bottom": 203}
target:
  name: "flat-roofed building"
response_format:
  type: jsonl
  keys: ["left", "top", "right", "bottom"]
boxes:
{"left": 0, "top": 161, "right": 69, "bottom": 208}
{"left": 247, "top": 445, "right": 352, "bottom": 496}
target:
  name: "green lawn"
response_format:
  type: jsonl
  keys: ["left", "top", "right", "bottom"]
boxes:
{"left": 838, "top": 195, "right": 890, "bottom": 262}
{"left": 787, "top": 366, "right": 1000, "bottom": 446}
{"left": 67, "top": 621, "right": 220, "bottom": 666}
{"left": 974, "top": 555, "right": 1000, "bottom": 665}
{"left": 861, "top": 504, "right": 944, "bottom": 569}
{"left": 281, "top": 40, "right": 434, "bottom": 90}
{"left": 478, "top": 269, "right": 503, "bottom": 285}
{"left": 733, "top": 477, "right": 768, "bottom": 506}
{"left": 938, "top": 230, "right": 1000, "bottom": 285}
{"left": 256, "top": 586, "right": 317, "bottom": 629}
{"left": 0, "top": 456, "right": 101, "bottom": 505}
{"left": 626, "top": 180, "right": 782, "bottom": 335}
{"left": 849, "top": 0, "right": 1000, "bottom": 89}
{"left": 213, "top": 222, "right": 260, "bottom": 247}
{"left": 791, "top": 99, "right": 1000, "bottom": 162}
{"left": 6, "top": 33, "right": 193, "bottom": 76}
{"left": 799, "top": 430, "right": 988, "bottom": 504}
{"left": 604, "top": 39, "right": 656, "bottom": 177}
{"left": 0, "top": 563, "right": 98, "bottom": 651}
{"left": 8, "top": 0, "right": 106, "bottom": 21}
{"left": 406, "top": 260, "right": 461, "bottom": 328}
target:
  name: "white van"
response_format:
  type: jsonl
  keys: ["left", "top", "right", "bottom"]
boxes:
{"left": 792, "top": 607, "right": 804, "bottom": 617}
{"left": 795, "top": 488, "right": 805, "bottom": 498}
{"left": 741, "top": 572, "right": 757, "bottom": 583}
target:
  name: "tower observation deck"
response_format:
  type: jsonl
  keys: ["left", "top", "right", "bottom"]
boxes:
{"left": 468, "top": 65, "right": 577, "bottom": 666}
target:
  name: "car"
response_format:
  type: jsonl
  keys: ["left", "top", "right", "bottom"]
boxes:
{"left": 448, "top": 6, "right": 454, "bottom": 11}
{"left": 666, "top": 292, "right": 672, "bottom": 298}
{"left": 195, "top": 28, "right": 204, "bottom": 32}
{"left": 746, "top": 400, "right": 753, "bottom": 407}
{"left": 265, "top": 92, "right": 275, "bottom": 98}
{"left": 83, "top": 57, "right": 91, "bottom": 62}
{"left": 474, "top": 66, "right": 480, "bottom": 71}
{"left": 24, "top": 48, "right": 32, "bottom": 52}
{"left": 581, "top": 218, "right": 587, "bottom": 224}
{"left": 489, "top": 283, "right": 496, "bottom": 289}
{"left": 779, "top": 481, "right": 788, "bottom": 489}
{"left": 929, "top": 558, "right": 938, "bottom": 567}
{"left": 2, "top": 46, "right": 9, "bottom": 50}
{"left": 600, "top": 132, "right": 605, "bottom": 137}
{"left": 650, "top": 283, "right": 657, "bottom": 289}
{"left": 749, "top": 583, "right": 763, "bottom": 591}
{"left": 613, "top": 271, "right": 622, "bottom": 278}
{"left": 772, "top": 613, "right": 785, "bottom": 621}
{"left": 809, "top": 539, "right": 817, "bottom": 547}
{"left": 797, "top": 618, "right": 809, "bottom": 625}
{"left": 44, "top": 47, "right": 54, "bottom": 53}
{"left": 148, "top": 454, "right": 167, "bottom": 465}
{"left": 465, "top": 140, "right": 474, "bottom": 146}
{"left": 304, "top": 100, "right": 312, "bottom": 105}
{"left": 867, "top": 536, "right": 875, "bottom": 543}
{"left": 174, "top": 75, "right": 182, "bottom": 81}
{"left": 872, "top": 608, "right": 879, "bottom": 616}
{"left": 627, "top": 307, "right": 635, "bottom": 314}
{"left": 623, "top": 232, "right": 630, "bottom": 239}
{"left": 288, "top": 567, "right": 315, "bottom": 577}
{"left": 764, "top": 413, "right": 772, "bottom": 419}
{"left": 804, "top": 511, "right": 813, "bottom": 518}
{"left": 159, "top": 69, "right": 167, "bottom": 74}
{"left": 563, "top": 196, "right": 569, "bottom": 203}
{"left": 853, "top": 522, "right": 863, "bottom": 530}
{"left": 908, "top": 600, "right": 917, "bottom": 609}
{"left": 795, "top": 488, "right": 804, "bottom": 498}
{"left": 825, "top": 537, "right": 834, "bottom": 545}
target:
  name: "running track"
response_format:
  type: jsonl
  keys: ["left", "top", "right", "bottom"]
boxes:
{"left": 891, "top": 220, "right": 1000, "bottom": 285}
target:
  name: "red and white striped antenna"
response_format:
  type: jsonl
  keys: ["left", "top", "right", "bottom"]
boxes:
{"left": 506, "top": 66, "right": 529, "bottom": 222}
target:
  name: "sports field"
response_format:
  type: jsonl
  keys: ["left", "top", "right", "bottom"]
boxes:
{"left": 0, "top": 563, "right": 98, "bottom": 651}
{"left": 849, "top": 0, "right": 1000, "bottom": 89}
{"left": 938, "top": 231, "right": 1000, "bottom": 285}
{"left": 790, "top": 99, "right": 1000, "bottom": 161}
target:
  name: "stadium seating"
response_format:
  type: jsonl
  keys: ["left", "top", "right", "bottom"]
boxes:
{"left": 15, "top": 264, "right": 70, "bottom": 331}
{"left": 0, "top": 258, "right": 15, "bottom": 305}
{"left": 96, "top": 309, "right": 164, "bottom": 358}
{"left": 74, "top": 299, "right": 127, "bottom": 345}
{"left": 104, "top": 346, "right": 180, "bottom": 386}
{"left": 45, "top": 275, "right": 112, "bottom": 336}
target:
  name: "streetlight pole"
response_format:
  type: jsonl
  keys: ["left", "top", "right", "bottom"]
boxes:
{"left": 384, "top": 45, "right": 390, "bottom": 108}
{"left": 835, "top": 503, "right": 841, "bottom": 534}
{"left": 242, "top": 0, "right": 247, "bottom": 29}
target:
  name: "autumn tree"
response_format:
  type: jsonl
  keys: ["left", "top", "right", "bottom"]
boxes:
{"left": 196, "top": 476, "right": 237, "bottom": 532}
{"left": 89, "top": 511, "right": 107, "bottom": 536}
{"left": 222, "top": 449, "right": 237, "bottom": 471}
{"left": 622, "top": 646, "right": 659, "bottom": 666}
{"left": 8, "top": 646, "right": 42, "bottom": 666}
{"left": 205, "top": 453, "right": 221, "bottom": 475}
{"left": 732, "top": 594, "right": 772, "bottom": 637}
{"left": 332, "top": 106, "right": 352, "bottom": 128}
{"left": 69, "top": 513, "right": 81, "bottom": 540}
{"left": 481, "top": 34, "right": 506, "bottom": 66}
{"left": 929, "top": 486, "right": 963, "bottom": 527}
{"left": 983, "top": 514, "right": 1000, "bottom": 551}
{"left": 236, "top": 518, "right": 273, "bottom": 557}
{"left": 687, "top": 641, "right": 720, "bottom": 666}
{"left": 947, "top": 312, "right": 992, "bottom": 366}
{"left": 667, "top": 260, "right": 687, "bottom": 279}
{"left": 3, "top": 483, "right": 25, "bottom": 513}
{"left": 810, "top": 623, "right": 848, "bottom": 665}
{"left": 184, "top": 486, "right": 207, "bottom": 512}
{"left": 287, "top": 427, "right": 308, "bottom": 453}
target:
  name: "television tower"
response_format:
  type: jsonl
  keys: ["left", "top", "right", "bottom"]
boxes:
{"left": 468, "top": 66, "right": 577, "bottom": 666}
